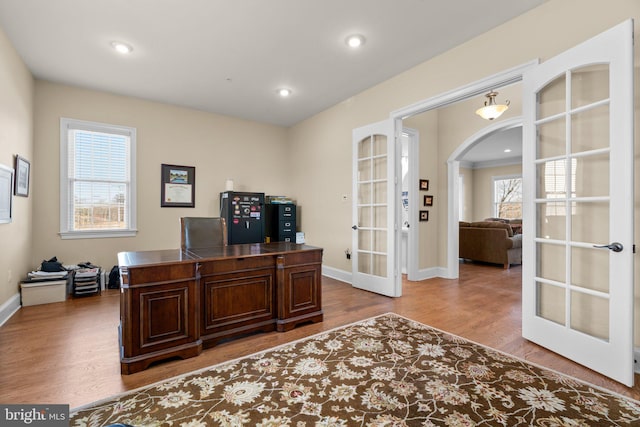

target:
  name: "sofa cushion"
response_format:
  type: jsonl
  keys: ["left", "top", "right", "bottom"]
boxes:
{"left": 469, "top": 221, "right": 514, "bottom": 237}
{"left": 509, "top": 233, "right": 522, "bottom": 249}
{"left": 459, "top": 221, "right": 471, "bottom": 227}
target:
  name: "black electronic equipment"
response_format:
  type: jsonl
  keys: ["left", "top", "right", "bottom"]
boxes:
{"left": 220, "top": 191, "right": 265, "bottom": 244}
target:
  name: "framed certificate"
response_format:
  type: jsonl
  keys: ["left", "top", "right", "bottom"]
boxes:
{"left": 161, "top": 164, "right": 195, "bottom": 207}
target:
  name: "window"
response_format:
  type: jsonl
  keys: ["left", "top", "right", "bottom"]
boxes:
{"left": 544, "top": 158, "right": 577, "bottom": 216}
{"left": 493, "top": 175, "right": 522, "bottom": 219}
{"left": 60, "top": 118, "right": 137, "bottom": 239}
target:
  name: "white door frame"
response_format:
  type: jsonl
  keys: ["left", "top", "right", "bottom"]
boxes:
{"left": 390, "top": 60, "right": 538, "bottom": 279}
{"left": 403, "top": 127, "right": 420, "bottom": 280}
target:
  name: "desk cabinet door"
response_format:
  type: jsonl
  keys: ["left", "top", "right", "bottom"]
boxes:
{"left": 142, "top": 281, "right": 196, "bottom": 349}
{"left": 276, "top": 250, "right": 323, "bottom": 331}
{"left": 279, "top": 264, "right": 322, "bottom": 317}
{"left": 200, "top": 269, "right": 276, "bottom": 344}
{"left": 126, "top": 279, "right": 198, "bottom": 356}
{"left": 120, "top": 262, "right": 198, "bottom": 359}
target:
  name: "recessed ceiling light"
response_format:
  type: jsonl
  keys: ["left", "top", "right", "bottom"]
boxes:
{"left": 345, "top": 34, "right": 365, "bottom": 48}
{"left": 504, "top": 148, "right": 512, "bottom": 153}
{"left": 110, "top": 41, "right": 133, "bottom": 54}
{"left": 277, "top": 88, "right": 292, "bottom": 98}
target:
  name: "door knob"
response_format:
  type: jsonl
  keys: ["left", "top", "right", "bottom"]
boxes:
{"left": 352, "top": 225, "right": 358, "bottom": 230}
{"left": 593, "top": 242, "right": 623, "bottom": 252}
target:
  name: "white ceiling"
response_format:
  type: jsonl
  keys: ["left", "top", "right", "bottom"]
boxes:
{"left": 461, "top": 126, "right": 523, "bottom": 168}
{"left": 0, "top": 0, "right": 546, "bottom": 127}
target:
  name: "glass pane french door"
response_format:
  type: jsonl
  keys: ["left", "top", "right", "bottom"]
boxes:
{"left": 522, "top": 20, "right": 634, "bottom": 386}
{"left": 352, "top": 120, "right": 400, "bottom": 297}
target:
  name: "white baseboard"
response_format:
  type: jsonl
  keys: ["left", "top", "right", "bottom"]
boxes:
{"left": 322, "top": 265, "right": 352, "bottom": 284}
{"left": 411, "top": 267, "right": 450, "bottom": 281}
{"left": 322, "top": 265, "right": 453, "bottom": 285}
{"left": 0, "top": 293, "right": 21, "bottom": 327}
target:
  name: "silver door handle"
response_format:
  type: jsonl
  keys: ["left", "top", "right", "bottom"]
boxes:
{"left": 593, "top": 242, "right": 623, "bottom": 252}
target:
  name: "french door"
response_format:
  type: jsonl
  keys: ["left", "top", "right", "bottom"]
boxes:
{"left": 522, "top": 20, "right": 634, "bottom": 385}
{"left": 352, "top": 119, "right": 401, "bottom": 297}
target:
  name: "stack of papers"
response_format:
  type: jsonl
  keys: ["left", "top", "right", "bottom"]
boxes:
{"left": 28, "top": 271, "right": 68, "bottom": 279}
{"left": 75, "top": 268, "right": 100, "bottom": 278}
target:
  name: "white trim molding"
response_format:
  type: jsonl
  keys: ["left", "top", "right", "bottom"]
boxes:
{"left": 0, "top": 293, "right": 21, "bottom": 327}
{"left": 389, "top": 60, "right": 537, "bottom": 280}
{"left": 322, "top": 265, "right": 352, "bottom": 284}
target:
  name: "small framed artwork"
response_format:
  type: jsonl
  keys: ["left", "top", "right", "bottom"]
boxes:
{"left": 0, "top": 163, "right": 13, "bottom": 224}
{"left": 161, "top": 164, "right": 196, "bottom": 207}
{"left": 419, "top": 210, "right": 429, "bottom": 222}
{"left": 419, "top": 179, "right": 429, "bottom": 191}
{"left": 14, "top": 155, "right": 30, "bottom": 197}
{"left": 423, "top": 195, "right": 433, "bottom": 207}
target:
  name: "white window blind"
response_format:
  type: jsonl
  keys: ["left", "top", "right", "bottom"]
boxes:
{"left": 60, "top": 118, "right": 137, "bottom": 239}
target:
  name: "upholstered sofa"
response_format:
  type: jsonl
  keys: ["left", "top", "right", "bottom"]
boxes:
{"left": 459, "top": 221, "right": 522, "bottom": 269}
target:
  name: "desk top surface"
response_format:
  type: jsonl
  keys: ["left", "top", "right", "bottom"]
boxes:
{"left": 118, "top": 242, "right": 322, "bottom": 268}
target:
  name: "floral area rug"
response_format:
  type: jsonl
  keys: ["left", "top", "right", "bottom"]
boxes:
{"left": 71, "top": 313, "right": 640, "bottom": 426}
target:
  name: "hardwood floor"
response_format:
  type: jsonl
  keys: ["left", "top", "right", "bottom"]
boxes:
{"left": 1, "top": 261, "right": 639, "bottom": 409}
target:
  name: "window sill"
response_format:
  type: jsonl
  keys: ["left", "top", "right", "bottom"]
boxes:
{"left": 59, "top": 229, "right": 138, "bottom": 240}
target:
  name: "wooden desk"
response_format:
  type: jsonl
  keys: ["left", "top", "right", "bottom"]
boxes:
{"left": 118, "top": 243, "right": 323, "bottom": 374}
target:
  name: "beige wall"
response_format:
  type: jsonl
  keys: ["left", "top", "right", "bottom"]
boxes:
{"left": 32, "top": 81, "right": 289, "bottom": 273}
{"left": 289, "top": 0, "right": 640, "bottom": 272}
{"left": 459, "top": 167, "right": 473, "bottom": 222}
{"left": 471, "top": 164, "right": 523, "bottom": 221}
{"left": 404, "top": 111, "right": 439, "bottom": 270}
{"left": 0, "top": 26, "right": 34, "bottom": 306}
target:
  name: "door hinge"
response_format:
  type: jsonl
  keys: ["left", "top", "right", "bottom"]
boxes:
{"left": 634, "top": 244, "right": 636, "bottom": 254}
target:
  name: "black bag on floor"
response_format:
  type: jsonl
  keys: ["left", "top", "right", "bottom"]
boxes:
{"left": 108, "top": 265, "right": 121, "bottom": 289}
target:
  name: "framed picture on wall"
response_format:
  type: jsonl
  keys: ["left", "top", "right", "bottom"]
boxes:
{"left": 0, "top": 163, "right": 13, "bottom": 224}
{"left": 419, "top": 210, "right": 429, "bottom": 222}
{"left": 419, "top": 179, "right": 429, "bottom": 191}
{"left": 161, "top": 164, "right": 195, "bottom": 207}
{"left": 423, "top": 195, "right": 433, "bottom": 207}
{"left": 14, "top": 155, "right": 30, "bottom": 197}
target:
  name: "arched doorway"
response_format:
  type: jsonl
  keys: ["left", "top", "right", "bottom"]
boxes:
{"left": 446, "top": 117, "right": 522, "bottom": 278}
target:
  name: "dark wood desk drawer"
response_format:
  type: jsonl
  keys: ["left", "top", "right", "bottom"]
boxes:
{"left": 280, "top": 250, "right": 322, "bottom": 266}
{"left": 125, "top": 264, "right": 195, "bottom": 286}
{"left": 198, "top": 256, "right": 275, "bottom": 275}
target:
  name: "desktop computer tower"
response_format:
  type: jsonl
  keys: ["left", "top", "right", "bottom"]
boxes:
{"left": 220, "top": 191, "right": 265, "bottom": 244}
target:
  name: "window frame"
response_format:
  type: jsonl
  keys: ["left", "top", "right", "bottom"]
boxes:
{"left": 59, "top": 117, "right": 137, "bottom": 239}
{"left": 492, "top": 174, "right": 523, "bottom": 219}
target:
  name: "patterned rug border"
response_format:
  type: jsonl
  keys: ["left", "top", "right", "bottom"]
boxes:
{"left": 71, "top": 311, "right": 640, "bottom": 415}
{"left": 392, "top": 313, "right": 640, "bottom": 406}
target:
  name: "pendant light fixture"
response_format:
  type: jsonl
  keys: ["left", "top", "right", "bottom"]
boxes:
{"left": 476, "top": 91, "right": 510, "bottom": 120}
